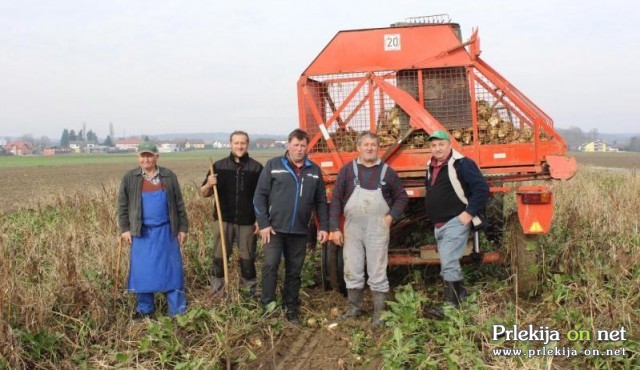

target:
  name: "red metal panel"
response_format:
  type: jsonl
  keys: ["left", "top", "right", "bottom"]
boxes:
{"left": 546, "top": 155, "right": 577, "bottom": 180}
{"left": 516, "top": 186, "right": 554, "bottom": 234}
{"left": 385, "top": 150, "right": 430, "bottom": 171}
{"left": 304, "top": 25, "right": 471, "bottom": 76}
{"left": 476, "top": 143, "right": 536, "bottom": 168}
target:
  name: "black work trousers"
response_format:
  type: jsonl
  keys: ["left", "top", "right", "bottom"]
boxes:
{"left": 261, "top": 232, "right": 308, "bottom": 311}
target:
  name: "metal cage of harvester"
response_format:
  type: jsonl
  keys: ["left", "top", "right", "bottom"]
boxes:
{"left": 298, "top": 15, "right": 576, "bottom": 295}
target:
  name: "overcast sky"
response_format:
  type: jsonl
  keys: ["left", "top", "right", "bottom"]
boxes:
{"left": 1, "top": 0, "right": 638, "bottom": 140}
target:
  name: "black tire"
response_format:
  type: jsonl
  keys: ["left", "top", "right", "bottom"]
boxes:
{"left": 485, "top": 192, "right": 505, "bottom": 244}
{"left": 321, "top": 242, "right": 347, "bottom": 296}
{"left": 505, "top": 214, "right": 540, "bottom": 297}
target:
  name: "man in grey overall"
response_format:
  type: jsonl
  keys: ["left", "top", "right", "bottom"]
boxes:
{"left": 329, "top": 131, "right": 408, "bottom": 327}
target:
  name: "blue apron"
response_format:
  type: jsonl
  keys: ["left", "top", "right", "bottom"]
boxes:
{"left": 127, "top": 189, "right": 184, "bottom": 293}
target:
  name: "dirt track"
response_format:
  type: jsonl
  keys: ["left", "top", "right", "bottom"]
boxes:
{"left": 249, "top": 289, "right": 385, "bottom": 369}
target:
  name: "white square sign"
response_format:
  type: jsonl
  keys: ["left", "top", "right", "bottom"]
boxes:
{"left": 384, "top": 34, "right": 401, "bottom": 51}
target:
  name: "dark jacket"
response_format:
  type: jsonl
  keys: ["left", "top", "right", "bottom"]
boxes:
{"left": 201, "top": 152, "right": 263, "bottom": 225}
{"left": 118, "top": 166, "right": 189, "bottom": 237}
{"left": 253, "top": 153, "right": 328, "bottom": 235}
{"left": 425, "top": 150, "right": 489, "bottom": 224}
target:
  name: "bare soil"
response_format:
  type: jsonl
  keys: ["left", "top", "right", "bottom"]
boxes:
{"left": 0, "top": 159, "right": 207, "bottom": 214}
{"left": 247, "top": 289, "right": 385, "bottom": 370}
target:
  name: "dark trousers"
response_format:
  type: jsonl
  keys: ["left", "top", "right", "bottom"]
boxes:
{"left": 261, "top": 233, "right": 308, "bottom": 311}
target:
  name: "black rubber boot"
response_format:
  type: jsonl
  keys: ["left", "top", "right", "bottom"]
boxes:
{"left": 371, "top": 291, "right": 387, "bottom": 328}
{"left": 285, "top": 307, "right": 300, "bottom": 325}
{"left": 339, "top": 289, "right": 364, "bottom": 321}
{"left": 423, "top": 280, "right": 465, "bottom": 319}
{"left": 239, "top": 258, "right": 257, "bottom": 297}
{"left": 443, "top": 280, "right": 458, "bottom": 307}
{"left": 452, "top": 280, "right": 467, "bottom": 305}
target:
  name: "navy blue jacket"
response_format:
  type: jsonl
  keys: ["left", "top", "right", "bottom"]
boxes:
{"left": 425, "top": 152, "right": 489, "bottom": 224}
{"left": 253, "top": 153, "right": 328, "bottom": 235}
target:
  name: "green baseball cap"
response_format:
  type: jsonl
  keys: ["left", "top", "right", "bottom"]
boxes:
{"left": 138, "top": 141, "right": 158, "bottom": 154}
{"left": 427, "top": 130, "right": 450, "bottom": 141}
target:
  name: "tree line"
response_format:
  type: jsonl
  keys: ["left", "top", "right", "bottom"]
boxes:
{"left": 59, "top": 128, "right": 115, "bottom": 147}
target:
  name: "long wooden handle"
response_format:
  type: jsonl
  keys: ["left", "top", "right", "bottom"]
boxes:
{"left": 114, "top": 236, "right": 123, "bottom": 302}
{"left": 209, "top": 158, "right": 229, "bottom": 288}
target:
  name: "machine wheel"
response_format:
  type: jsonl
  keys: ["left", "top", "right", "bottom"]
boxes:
{"left": 485, "top": 192, "right": 505, "bottom": 244}
{"left": 321, "top": 242, "right": 347, "bottom": 296}
{"left": 506, "top": 214, "right": 540, "bottom": 297}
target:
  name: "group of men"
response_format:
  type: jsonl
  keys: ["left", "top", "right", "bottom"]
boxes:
{"left": 117, "top": 127, "right": 489, "bottom": 326}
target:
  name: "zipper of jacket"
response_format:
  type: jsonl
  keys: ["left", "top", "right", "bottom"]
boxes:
{"left": 287, "top": 164, "right": 301, "bottom": 233}
{"left": 235, "top": 166, "right": 240, "bottom": 223}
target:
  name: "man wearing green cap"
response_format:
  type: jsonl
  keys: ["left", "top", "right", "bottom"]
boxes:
{"left": 424, "top": 130, "right": 489, "bottom": 317}
{"left": 117, "top": 141, "right": 189, "bottom": 319}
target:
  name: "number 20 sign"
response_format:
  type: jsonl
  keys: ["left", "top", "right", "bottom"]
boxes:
{"left": 384, "top": 34, "right": 401, "bottom": 51}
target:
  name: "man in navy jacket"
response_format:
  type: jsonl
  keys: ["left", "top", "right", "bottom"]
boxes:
{"left": 253, "top": 129, "right": 328, "bottom": 324}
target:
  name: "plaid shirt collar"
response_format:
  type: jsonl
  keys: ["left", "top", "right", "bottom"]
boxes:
{"left": 140, "top": 167, "right": 160, "bottom": 185}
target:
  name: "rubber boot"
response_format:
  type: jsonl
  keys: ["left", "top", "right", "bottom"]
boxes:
{"left": 371, "top": 291, "right": 387, "bottom": 328}
{"left": 423, "top": 280, "right": 465, "bottom": 319}
{"left": 452, "top": 280, "right": 467, "bottom": 305}
{"left": 239, "top": 259, "right": 257, "bottom": 298}
{"left": 210, "top": 258, "right": 225, "bottom": 297}
{"left": 285, "top": 307, "right": 300, "bottom": 325}
{"left": 443, "top": 280, "right": 458, "bottom": 307}
{"left": 339, "top": 289, "right": 364, "bottom": 321}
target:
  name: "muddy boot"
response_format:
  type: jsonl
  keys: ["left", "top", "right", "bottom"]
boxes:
{"left": 371, "top": 291, "right": 387, "bottom": 328}
{"left": 210, "top": 258, "right": 225, "bottom": 297}
{"left": 423, "top": 280, "right": 463, "bottom": 320}
{"left": 241, "top": 277, "right": 257, "bottom": 298}
{"left": 284, "top": 307, "right": 300, "bottom": 325}
{"left": 239, "top": 258, "right": 258, "bottom": 298}
{"left": 443, "top": 280, "right": 458, "bottom": 307}
{"left": 452, "top": 280, "right": 467, "bottom": 305}
{"left": 339, "top": 289, "right": 364, "bottom": 321}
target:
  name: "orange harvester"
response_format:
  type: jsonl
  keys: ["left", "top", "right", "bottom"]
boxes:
{"left": 298, "top": 16, "right": 576, "bottom": 293}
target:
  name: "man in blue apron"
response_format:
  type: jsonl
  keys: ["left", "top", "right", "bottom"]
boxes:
{"left": 117, "top": 141, "right": 189, "bottom": 319}
{"left": 329, "top": 131, "right": 408, "bottom": 327}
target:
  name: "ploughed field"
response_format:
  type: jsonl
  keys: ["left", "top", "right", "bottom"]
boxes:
{"left": 2, "top": 150, "right": 639, "bottom": 214}
{"left": 0, "top": 150, "right": 279, "bottom": 214}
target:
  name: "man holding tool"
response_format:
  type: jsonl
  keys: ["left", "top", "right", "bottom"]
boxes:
{"left": 201, "top": 131, "right": 263, "bottom": 297}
